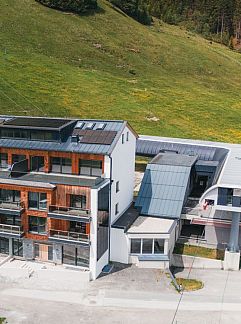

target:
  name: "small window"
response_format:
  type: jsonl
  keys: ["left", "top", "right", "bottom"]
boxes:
{"left": 116, "top": 181, "right": 120, "bottom": 193}
{"left": 75, "top": 121, "right": 84, "bottom": 129}
{"left": 122, "top": 134, "right": 125, "bottom": 144}
{"left": 96, "top": 123, "right": 106, "bottom": 130}
{"left": 85, "top": 122, "right": 95, "bottom": 130}
{"left": 115, "top": 203, "right": 119, "bottom": 215}
{"left": 126, "top": 132, "right": 129, "bottom": 141}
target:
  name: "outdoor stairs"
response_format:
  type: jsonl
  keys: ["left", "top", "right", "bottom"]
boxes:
{"left": 21, "top": 262, "right": 34, "bottom": 278}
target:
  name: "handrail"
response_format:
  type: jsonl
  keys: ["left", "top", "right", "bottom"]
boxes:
{"left": 0, "top": 223, "right": 23, "bottom": 234}
{"left": 49, "top": 205, "right": 90, "bottom": 216}
{"left": 49, "top": 229, "right": 89, "bottom": 242}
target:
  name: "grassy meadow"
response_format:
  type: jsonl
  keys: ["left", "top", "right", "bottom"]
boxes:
{"left": 1, "top": 0, "right": 241, "bottom": 142}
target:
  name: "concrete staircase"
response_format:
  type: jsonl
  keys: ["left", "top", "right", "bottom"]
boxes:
{"left": 21, "top": 262, "right": 34, "bottom": 278}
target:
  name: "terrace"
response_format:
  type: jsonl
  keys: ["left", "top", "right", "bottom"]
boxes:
{"left": 49, "top": 229, "right": 90, "bottom": 245}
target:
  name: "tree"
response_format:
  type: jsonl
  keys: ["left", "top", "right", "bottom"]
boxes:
{"left": 36, "top": 0, "right": 98, "bottom": 14}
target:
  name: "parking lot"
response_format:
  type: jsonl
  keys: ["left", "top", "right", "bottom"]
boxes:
{"left": 1, "top": 262, "right": 241, "bottom": 324}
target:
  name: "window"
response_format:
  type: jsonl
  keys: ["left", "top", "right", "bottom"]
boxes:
{"left": 30, "top": 156, "right": 45, "bottom": 172}
{"left": 0, "top": 189, "right": 20, "bottom": 203}
{"left": 79, "top": 159, "right": 102, "bottom": 177}
{"left": 12, "top": 154, "right": 26, "bottom": 164}
{"left": 130, "top": 238, "right": 165, "bottom": 255}
{"left": 85, "top": 122, "right": 95, "bottom": 129}
{"left": 115, "top": 203, "right": 119, "bottom": 215}
{"left": 142, "top": 239, "right": 153, "bottom": 254}
{"left": 50, "top": 157, "right": 72, "bottom": 174}
{"left": 126, "top": 132, "right": 129, "bottom": 141}
{"left": 122, "top": 134, "right": 125, "bottom": 144}
{"left": 0, "top": 214, "right": 21, "bottom": 226}
{"left": 28, "top": 192, "right": 47, "bottom": 210}
{"left": 130, "top": 239, "right": 141, "bottom": 254}
{"left": 154, "top": 239, "right": 164, "bottom": 254}
{"left": 0, "top": 153, "right": 8, "bottom": 169}
{"left": 29, "top": 216, "right": 46, "bottom": 234}
{"left": 70, "top": 195, "right": 86, "bottom": 209}
{"left": 62, "top": 245, "right": 89, "bottom": 267}
{"left": 116, "top": 181, "right": 120, "bottom": 193}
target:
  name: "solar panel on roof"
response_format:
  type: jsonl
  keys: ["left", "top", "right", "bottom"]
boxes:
{"left": 2, "top": 117, "right": 72, "bottom": 129}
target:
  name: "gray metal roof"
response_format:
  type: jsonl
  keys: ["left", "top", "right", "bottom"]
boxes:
{"left": 112, "top": 204, "right": 140, "bottom": 232}
{"left": 136, "top": 138, "right": 226, "bottom": 161}
{"left": 0, "top": 117, "right": 126, "bottom": 155}
{"left": 151, "top": 153, "right": 198, "bottom": 167}
{"left": 135, "top": 160, "right": 193, "bottom": 219}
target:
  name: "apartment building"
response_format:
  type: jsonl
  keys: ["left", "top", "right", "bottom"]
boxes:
{"left": 0, "top": 116, "right": 137, "bottom": 280}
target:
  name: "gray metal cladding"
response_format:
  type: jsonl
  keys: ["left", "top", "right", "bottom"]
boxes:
{"left": 135, "top": 163, "right": 192, "bottom": 219}
{"left": 136, "top": 139, "right": 218, "bottom": 161}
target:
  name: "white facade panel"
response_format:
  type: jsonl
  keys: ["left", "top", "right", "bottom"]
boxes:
{"left": 110, "top": 228, "right": 129, "bottom": 264}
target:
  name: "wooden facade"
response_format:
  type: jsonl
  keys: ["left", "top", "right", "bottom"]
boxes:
{"left": 0, "top": 148, "right": 100, "bottom": 241}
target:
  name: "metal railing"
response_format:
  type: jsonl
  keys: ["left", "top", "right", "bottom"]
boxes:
{"left": 182, "top": 205, "right": 213, "bottom": 218}
{"left": 0, "top": 200, "right": 24, "bottom": 211}
{"left": 49, "top": 229, "right": 89, "bottom": 243}
{"left": 0, "top": 223, "right": 23, "bottom": 235}
{"left": 49, "top": 205, "right": 90, "bottom": 218}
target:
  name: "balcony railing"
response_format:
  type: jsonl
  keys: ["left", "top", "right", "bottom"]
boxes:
{"left": 48, "top": 205, "right": 91, "bottom": 218}
{"left": 0, "top": 200, "right": 24, "bottom": 211}
{"left": 0, "top": 223, "right": 23, "bottom": 236}
{"left": 49, "top": 229, "right": 89, "bottom": 244}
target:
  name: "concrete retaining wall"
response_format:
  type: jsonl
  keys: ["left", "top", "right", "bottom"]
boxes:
{"left": 171, "top": 254, "right": 224, "bottom": 269}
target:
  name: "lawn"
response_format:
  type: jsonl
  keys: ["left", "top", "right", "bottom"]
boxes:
{"left": 174, "top": 243, "right": 225, "bottom": 260}
{"left": 176, "top": 278, "right": 203, "bottom": 291}
{"left": 2, "top": 0, "right": 241, "bottom": 142}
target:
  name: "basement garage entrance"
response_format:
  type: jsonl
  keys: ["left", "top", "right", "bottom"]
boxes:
{"left": 34, "top": 243, "right": 53, "bottom": 262}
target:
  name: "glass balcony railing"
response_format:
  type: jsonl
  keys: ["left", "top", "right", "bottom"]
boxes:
{"left": 48, "top": 205, "right": 91, "bottom": 219}
{"left": 0, "top": 200, "right": 24, "bottom": 211}
{"left": 0, "top": 223, "right": 23, "bottom": 236}
{"left": 49, "top": 229, "right": 89, "bottom": 244}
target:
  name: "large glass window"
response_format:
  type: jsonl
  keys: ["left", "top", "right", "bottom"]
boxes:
{"left": 12, "top": 154, "right": 26, "bottom": 164}
{"left": 0, "top": 153, "right": 8, "bottom": 169}
{"left": 28, "top": 192, "right": 47, "bottom": 210}
{"left": 12, "top": 239, "right": 23, "bottom": 257}
{"left": 0, "top": 189, "right": 20, "bottom": 203}
{"left": 62, "top": 245, "right": 89, "bottom": 267}
{"left": 130, "top": 239, "right": 141, "bottom": 254}
{"left": 50, "top": 157, "right": 72, "bottom": 174}
{"left": 130, "top": 238, "right": 165, "bottom": 255}
{"left": 29, "top": 216, "right": 46, "bottom": 234}
{"left": 70, "top": 195, "right": 86, "bottom": 209}
{"left": 0, "top": 214, "right": 21, "bottom": 226}
{"left": 79, "top": 159, "right": 102, "bottom": 176}
{"left": 30, "top": 156, "right": 45, "bottom": 172}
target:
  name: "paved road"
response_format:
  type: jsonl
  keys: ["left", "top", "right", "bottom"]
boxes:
{"left": 1, "top": 266, "right": 241, "bottom": 324}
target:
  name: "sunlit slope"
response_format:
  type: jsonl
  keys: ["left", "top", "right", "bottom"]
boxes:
{"left": 1, "top": 0, "right": 241, "bottom": 142}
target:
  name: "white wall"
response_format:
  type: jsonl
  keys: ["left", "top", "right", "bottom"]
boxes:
{"left": 109, "top": 125, "right": 136, "bottom": 224}
{"left": 110, "top": 228, "right": 129, "bottom": 263}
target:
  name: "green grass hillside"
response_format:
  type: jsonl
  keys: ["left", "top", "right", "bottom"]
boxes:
{"left": 1, "top": 0, "right": 241, "bottom": 142}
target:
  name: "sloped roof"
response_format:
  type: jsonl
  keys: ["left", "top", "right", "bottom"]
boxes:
{"left": 135, "top": 153, "right": 197, "bottom": 219}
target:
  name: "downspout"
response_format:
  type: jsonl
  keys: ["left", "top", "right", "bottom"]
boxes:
{"left": 108, "top": 154, "right": 113, "bottom": 262}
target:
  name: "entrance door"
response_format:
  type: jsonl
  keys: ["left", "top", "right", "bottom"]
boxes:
{"left": 34, "top": 243, "right": 53, "bottom": 262}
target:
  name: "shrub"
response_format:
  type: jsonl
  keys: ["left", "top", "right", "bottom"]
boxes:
{"left": 36, "top": 0, "right": 97, "bottom": 14}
